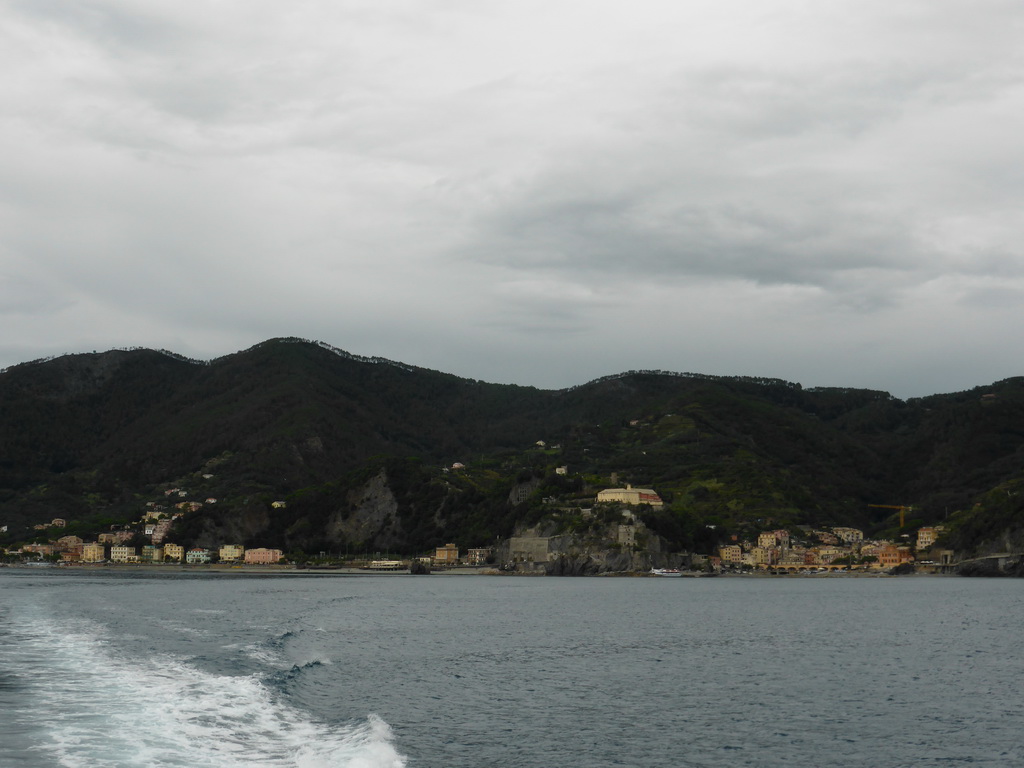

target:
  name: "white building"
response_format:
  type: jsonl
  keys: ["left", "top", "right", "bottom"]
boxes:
{"left": 186, "top": 548, "right": 212, "bottom": 564}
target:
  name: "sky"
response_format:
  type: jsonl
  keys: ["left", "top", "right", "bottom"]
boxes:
{"left": 2, "top": 0, "right": 1023, "bottom": 398}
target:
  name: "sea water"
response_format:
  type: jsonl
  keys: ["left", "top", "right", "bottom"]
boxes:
{"left": 1, "top": 570, "right": 1022, "bottom": 768}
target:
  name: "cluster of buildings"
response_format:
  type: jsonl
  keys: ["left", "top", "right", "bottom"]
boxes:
{"left": 8, "top": 489, "right": 288, "bottom": 566}
{"left": 16, "top": 536, "right": 285, "bottom": 566}
{"left": 364, "top": 543, "right": 493, "bottom": 570}
{"left": 717, "top": 525, "right": 949, "bottom": 571}
{"left": 9, "top": 498, "right": 494, "bottom": 568}
{"left": 430, "top": 543, "right": 492, "bottom": 566}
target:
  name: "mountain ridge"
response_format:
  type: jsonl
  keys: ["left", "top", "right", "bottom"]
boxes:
{"left": 2, "top": 337, "right": 1022, "bottom": 559}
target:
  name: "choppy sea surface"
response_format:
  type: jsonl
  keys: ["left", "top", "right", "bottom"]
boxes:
{"left": 1, "top": 569, "right": 1022, "bottom": 768}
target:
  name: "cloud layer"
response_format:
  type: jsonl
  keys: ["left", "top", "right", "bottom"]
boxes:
{"left": 2, "top": 0, "right": 1023, "bottom": 396}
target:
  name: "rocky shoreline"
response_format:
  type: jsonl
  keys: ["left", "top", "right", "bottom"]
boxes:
{"left": 2, "top": 562, "right": 964, "bottom": 577}
{"left": 954, "top": 554, "right": 1024, "bottom": 577}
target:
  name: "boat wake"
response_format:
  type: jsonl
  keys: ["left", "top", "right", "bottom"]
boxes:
{"left": 2, "top": 611, "right": 405, "bottom": 768}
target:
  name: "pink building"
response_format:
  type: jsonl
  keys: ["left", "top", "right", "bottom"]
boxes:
{"left": 878, "top": 545, "right": 914, "bottom": 568}
{"left": 244, "top": 548, "right": 284, "bottom": 564}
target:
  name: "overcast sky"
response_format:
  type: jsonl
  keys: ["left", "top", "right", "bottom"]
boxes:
{"left": 2, "top": 1, "right": 1022, "bottom": 397}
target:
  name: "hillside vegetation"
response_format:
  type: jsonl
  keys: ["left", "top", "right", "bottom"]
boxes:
{"left": 2, "top": 338, "right": 1023, "bottom": 557}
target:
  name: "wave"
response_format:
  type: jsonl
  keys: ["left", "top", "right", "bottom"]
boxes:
{"left": 265, "top": 657, "right": 339, "bottom": 700}
{"left": 4, "top": 613, "right": 405, "bottom": 768}
{"left": 278, "top": 658, "right": 332, "bottom": 680}
{"left": 156, "top": 617, "right": 212, "bottom": 637}
{"left": 0, "top": 671, "right": 20, "bottom": 691}
{"left": 242, "top": 628, "right": 304, "bottom": 666}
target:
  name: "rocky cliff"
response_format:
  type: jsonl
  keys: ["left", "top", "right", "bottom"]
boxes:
{"left": 955, "top": 554, "right": 1024, "bottom": 577}
{"left": 498, "top": 514, "right": 686, "bottom": 575}
{"left": 325, "top": 470, "right": 404, "bottom": 549}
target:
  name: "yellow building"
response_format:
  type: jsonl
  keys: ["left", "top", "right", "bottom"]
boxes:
{"left": 719, "top": 545, "right": 742, "bottom": 565}
{"left": 163, "top": 543, "right": 185, "bottom": 562}
{"left": 596, "top": 484, "right": 664, "bottom": 508}
{"left": 219, "top": 544, "right": 245, "bottom": 562}
{"left": 752, "top": 546, "right": 775, "bottom": 566}
{"left": 82, "top": 542, "right": 106, "bottom": 563}
{"left": 916, "top": 526, "right": 944, "bottom": 550}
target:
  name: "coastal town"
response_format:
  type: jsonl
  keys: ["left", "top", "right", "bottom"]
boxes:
{"left": 1, "top": 480, "right": 953, "bottom": 574}
{"left": 711, "top": 523, "right": 950, "bottom": 573}
{"left": 5, "top": 514, "right": 490, "bottom": 571}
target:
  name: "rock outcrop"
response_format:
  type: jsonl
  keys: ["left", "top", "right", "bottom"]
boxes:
{"left": 955, "top": 554, "right": 1024, "bottom": 577}
{"left": 326, "top": 470, "right": 403, "bottom": 549}
{"left": 190, "top": 502, "right": 271, "bottom": 549}
{"left": 497, "top": 514, "right": 686, "bottom": 575}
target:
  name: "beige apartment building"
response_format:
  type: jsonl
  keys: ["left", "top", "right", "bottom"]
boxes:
{"left": 596, "top": 485, "right": 664, "bottom": 508}
{"left": 434, "top": 543, "right": 459, "bottom": 565}
{"left": 163, "top": 543, "right": 185, "bottom": 562}
{"left": 110, "top": 546, "right": 137, "bottom": 563}
{"left": 82, "top": 542, "right": 106, "bottom": 563}
{"left": 816, "top": 546, "right": 843, "bottom": 564}
{"left": 466, "top": 548, "right": 492, "bottom": 565}
{"left": 832, "top": 527, "right": 864, "bottom": 544}
{"left": 916, "top": 526, "right": 945, "bottom": 551}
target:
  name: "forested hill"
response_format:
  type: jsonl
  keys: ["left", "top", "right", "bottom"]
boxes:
{"left": 2, "top": 337, "right": 1023, "bottom": 556}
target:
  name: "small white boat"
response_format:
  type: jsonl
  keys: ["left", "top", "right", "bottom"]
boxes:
{"left": 650, "top": 568, "right": 682, "bottom": 577}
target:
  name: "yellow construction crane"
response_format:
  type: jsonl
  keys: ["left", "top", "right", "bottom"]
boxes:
{"left": 868, "top": 504, "right": 913, "bottom": 528}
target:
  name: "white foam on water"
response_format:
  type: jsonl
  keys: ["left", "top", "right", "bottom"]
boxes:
{"left": 155, "top": 617, "right": 212, "bottom": 637}
{"left": 241, "top": 639, "right": 286, "bottom": 666}
{"left": 13, "top": 614, "right": 406, "bottom": 768}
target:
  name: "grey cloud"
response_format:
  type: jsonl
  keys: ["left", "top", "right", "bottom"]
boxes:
{"left": 3, "top": 0, "right": 1024, "bottom": 400}
{"left": 453, "top": 42, "right": 1024, "bottom": 309}
{"left": 0, "top": 275, "right": 74, "bottom": 315}
{"left": 673, "top": 46, "right": 1024, "bottom": 140}
{"left": 12, "top": 0, "right": 185, "bottom": 55}
{"left": 465, "top": 182, "right": 922, "bottom": 294}
{"left": 956, "top": 284, "right": 1024, "bottom": 310}
{"left": 666, "top": 66, "right": 934, "bottom": 141}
